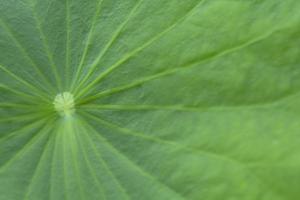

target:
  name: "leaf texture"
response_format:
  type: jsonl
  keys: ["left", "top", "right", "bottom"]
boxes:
{"left": 0, "top": 0, "right": 300, "bottom": 199}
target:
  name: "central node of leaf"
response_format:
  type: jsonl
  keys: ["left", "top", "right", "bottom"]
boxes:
{"left": 53, "top": 92, "right": 75, "bottom": 116}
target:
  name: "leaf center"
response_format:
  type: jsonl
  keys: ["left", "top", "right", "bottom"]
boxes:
{"left": 53, "top": 92, "right": 75, "bottom": 116}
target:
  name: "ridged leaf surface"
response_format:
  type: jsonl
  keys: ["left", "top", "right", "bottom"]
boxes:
{"left": 1, "top": 0, "right": 300, "bottom": 200}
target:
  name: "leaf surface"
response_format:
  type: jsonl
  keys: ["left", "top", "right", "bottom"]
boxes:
{"left": 0, "top": 0, "right": 300, "bottom": 199}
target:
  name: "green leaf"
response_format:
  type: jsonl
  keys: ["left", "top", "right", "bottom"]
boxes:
{"left": 1, "top": 0, "right": 300, "bottom": 199}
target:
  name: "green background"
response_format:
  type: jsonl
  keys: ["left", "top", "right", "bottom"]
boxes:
{"left": 0, "top": 0, "right": 300, "bottom": 199}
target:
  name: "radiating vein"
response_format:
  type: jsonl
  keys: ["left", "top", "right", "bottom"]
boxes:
{"left": 82, "top": 111, "right": 245, "bottom": 167}
{"left": 83, "top": 118, "right": 186, "bottom": 199}
{"left": 74, "top": 0, "right": 145, "bottom": 94}
{"left": 75, "top": 0, "right": 206, "bottom": 98}
{"left": 61, "top": 123, "right": 71, "bottom": 200}
{"left": 0, "top": 102, "right": 36, "bottom": 109}
{"left": 0, "top": 117, "right": 47, "bottom": 143}
{"left": 80, "top": 97, "right": 290, "bottom": 113}
{"left": 0, "top": 112, "right": 53, "bottom": 123}
{"left": 78, "top": 118, "right": 131, "bottom": 200}
{"left": 27, "top": 0, "right": 62, "bottom": 91}
{"left": 49, "top": 126, "right": 67, "bottom": 200}
{"left": 70, "top": 0, "right": 105, "bottom": 91}
{"left": 75, "top": 122, "right": 106, "bottom": 200}
{"left": 0, "top": 64, "right": 51, "bottom": 102}
{"left": 78, "top": 23, "right": 295, "bottom": 104}
{"left": 0, "top": 119, "right": 53, "bottom": 173}
{"left": 23, "top": 124, "right": 54, "bottom": 200}
{"left": 66, "top": 120, "right": 85, "bottom": 200}
{"left": 0, "top": 83, "right": 39, "bottom": 102}
{"left": 0, "top": 18, "right": 56, "bottom": 93}
{"left": 81, "top": 104, "right": 206, "bottom": 112}
{"left": 83, "top": 112, "right": 286, "bottom": 198}
{"left": 65, "top": 0, "right": 71, "bottom": 89}
{"left": 80, "top": 103, "right": 265, "bottom": 112}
